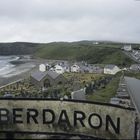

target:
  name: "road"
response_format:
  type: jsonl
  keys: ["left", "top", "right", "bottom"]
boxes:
{"left": 124, "top": 77, "right": 140, "bottom": 114}
{"left": 123, "top": 51, "right": 140, "bottom": 63}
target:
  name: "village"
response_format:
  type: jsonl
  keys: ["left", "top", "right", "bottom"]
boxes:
{"left": 0, "top": 0, "right": 140, "bottom": 138}
{"left": 0, "top": 47, "right": 139, "bottom": 109}
{"left": 123, "top": 44, "right": 140, "bottom": 65}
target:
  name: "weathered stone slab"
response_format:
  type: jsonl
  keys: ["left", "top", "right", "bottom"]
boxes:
{"left": 0, "top": 99, "right": 136, "bottom": 139}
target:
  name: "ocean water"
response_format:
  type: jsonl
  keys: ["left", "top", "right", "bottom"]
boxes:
{"left": 0, "top": 56, "right": 35, "bottom": 78}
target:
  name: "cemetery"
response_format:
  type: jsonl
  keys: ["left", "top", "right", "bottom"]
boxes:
{"left": 0, "top": 72, "right": 113, "bottom": 102}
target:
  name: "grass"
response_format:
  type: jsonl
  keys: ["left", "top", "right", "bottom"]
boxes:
{"left": 0, "top": 71, "right": 121, "bottom": 103}
{"left": 86, "top": 74, "right": 121, "bottom": 103}
{"left": 0, "top": 78, "right": 40, "bottom": 97}
{"left": 35, "top": 41, "right": 135, "bottom": 67}
{"left": 63, "top": 73, "right": 104, "bottom": 84}
{"left": 124, "top": 71, "right": 140, "bottom": 79}
{"left": 0, "top": 73, "right": 105, "bottom": 98}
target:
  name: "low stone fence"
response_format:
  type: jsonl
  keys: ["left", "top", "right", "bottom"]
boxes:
{"left": 0, "top": 79, "right": 23, "bottom": 92}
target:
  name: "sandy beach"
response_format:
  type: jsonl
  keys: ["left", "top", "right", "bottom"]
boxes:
{"left": 0, "top": 57, "right": 68, "bottom": 87}
{"left": 0, "top": 59, "right": 41, "bottom": 87}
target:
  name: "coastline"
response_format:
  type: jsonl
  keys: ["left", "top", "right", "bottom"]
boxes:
{"left": 0, "top": 59, "right": 39, "bottom": 87}
{"left": 0, "top": 67, "right": 37, "bottom": 87}
{"left": 0, "top": 57, "right": 68, "bottom": 87}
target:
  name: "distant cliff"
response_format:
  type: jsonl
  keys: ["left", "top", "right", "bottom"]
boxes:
{"left": 0, "top": 42, "right": 40, "bottom": 55}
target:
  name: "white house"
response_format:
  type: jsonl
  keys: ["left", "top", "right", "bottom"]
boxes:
{"left": 39, "top": 63, "right": 51, "bottom": 72}
{"left": 123, "top": 45, "right": 132, "bottom": 51}
{"left": 71, "top": 64, "right": 80, "bottom": 72}
{"left": 59, "top": 62, "right": 70, "bottom": 72}
{"left": 93, "top": 41, "right": 99, "bottom": 45}
{"left": 39, "top": 64, "right": 46, "bottom": 72}
{"left": 130, "top": 64, "right": 140, "bottom": 71}
{"left": 104, "top": 65, "right": 121, "bottom": 75}
{"left": 54, "top": 64, "right": 65, "bottom": 74}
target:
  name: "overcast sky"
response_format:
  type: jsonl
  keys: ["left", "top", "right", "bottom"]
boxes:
{"left": 0, "top": 0, "right": 140, "bottom": 43}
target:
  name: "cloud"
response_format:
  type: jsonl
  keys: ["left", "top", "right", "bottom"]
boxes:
{"left": 0, "top": 0, "right": 140, "bottom": 43}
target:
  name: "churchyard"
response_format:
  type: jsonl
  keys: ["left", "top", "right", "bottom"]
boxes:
{"left": 0, "top": 72, "right": 116, "bottom": 103}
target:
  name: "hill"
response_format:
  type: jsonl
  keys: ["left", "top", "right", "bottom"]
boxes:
{"left": 35, "top": 41, "right": 135, "bottom": 67}
{"left": 0, "top": 41, "right": 137, "bottom": 66}
{"left": 0, "top": 42, "right": 40, "bottom": 55}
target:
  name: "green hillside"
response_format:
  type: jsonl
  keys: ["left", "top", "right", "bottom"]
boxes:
{"left": 35, "top": 41, "right": 135, "bottom": 66}
{"left": 0, "top": 42, "right": 40, "bottom": 55}
{"left": 0, "top": 41, "right": 137, "bottom": 66}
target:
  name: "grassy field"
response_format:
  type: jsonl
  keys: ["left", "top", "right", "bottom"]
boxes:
{"left": 0, "top": 73, "right": 105, "bottom": 98}
{"left": 63, "top": 73, "right": 104, "bottom": 84}
{"left": 86, "top": 74, "right": 121, "bottom": 103}
{"left": 0, "top": 78, "right": 39, "bottom": 97}
{"left": 64, "top": 72, "right": 120, "bottom": 103}
{"left": 35, "top": 41, "right": 135, "bottom": 67}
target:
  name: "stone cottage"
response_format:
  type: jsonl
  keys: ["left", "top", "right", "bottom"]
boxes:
{"left": 30, "top": 71, "right": 67, "bottom": 89}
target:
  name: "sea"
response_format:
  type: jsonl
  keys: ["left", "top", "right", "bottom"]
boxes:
{"left": 0, "top": 55, "right": 35, "bottom": 78}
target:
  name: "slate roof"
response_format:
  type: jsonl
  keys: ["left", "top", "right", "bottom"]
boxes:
{"left": 47, "top": 71, "right": 60, "bottom": 79}
{"left": 104, "top": 64, "right": 116, "bottom": 70}
{"left": 31, "top": 71, "right": 60, "bottom": 81}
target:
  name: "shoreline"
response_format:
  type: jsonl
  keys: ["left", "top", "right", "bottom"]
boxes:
{"left": 0, "top": 60, "right": 40, "bottom": 87}
{"left": 0, "top": 57, "right": 70, "bottom": 87}
{"left": 0, "top": 66, "right": 38, "bottom": 87}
